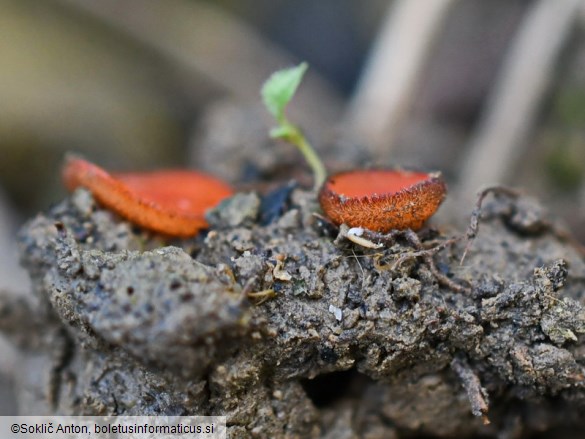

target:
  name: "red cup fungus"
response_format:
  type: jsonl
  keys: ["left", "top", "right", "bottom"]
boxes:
{"left": 318, "top": 169, "right": 446, "bottom": 232}
{"left": 62, "top": 157, "right": 233, "bottom": 237}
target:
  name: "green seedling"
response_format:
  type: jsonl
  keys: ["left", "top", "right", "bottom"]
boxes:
{"left": 261, "top": 62, "right": 327, "bottom": 190}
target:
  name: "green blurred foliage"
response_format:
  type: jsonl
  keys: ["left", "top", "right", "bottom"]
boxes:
{"left": 544, "top": 87, "right": 585, "bottom": 192}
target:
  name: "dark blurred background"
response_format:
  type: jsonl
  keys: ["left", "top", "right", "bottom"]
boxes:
{"left": 1, "top": 0, "right": 585, "bottom": 427}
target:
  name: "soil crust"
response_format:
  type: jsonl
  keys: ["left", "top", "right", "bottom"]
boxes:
{"left": 4, "top": 187, "right": 585, "bottom": 438}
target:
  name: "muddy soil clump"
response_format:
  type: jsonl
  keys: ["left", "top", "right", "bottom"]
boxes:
{"left": 3, "top": 187, "right": 585, "bottom": 438}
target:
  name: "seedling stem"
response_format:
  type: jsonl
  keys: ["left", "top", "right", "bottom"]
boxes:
{"left": 262, "top": 62, "right": 327, "bottom": 191}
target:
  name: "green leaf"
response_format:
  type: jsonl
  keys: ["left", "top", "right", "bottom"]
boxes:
{"left": 261, "top": 62, "right": 308, "bottom": 121}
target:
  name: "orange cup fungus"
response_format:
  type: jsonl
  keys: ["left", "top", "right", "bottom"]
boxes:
{"left": 62, "top": 157, "right": 233, "bottom": 237}
{"left": 318, "top": 169, "right": 446, "bottom": 232}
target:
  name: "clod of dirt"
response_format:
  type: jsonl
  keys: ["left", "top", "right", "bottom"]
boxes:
{"left": 3, "top": 187, "right": 585, "bottom": 438}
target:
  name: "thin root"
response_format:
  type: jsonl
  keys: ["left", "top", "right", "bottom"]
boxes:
{"left": 461, "top": 186, "right": 520, "bottom": 264}
{"left": 361, "top": 228, "right": 470, "bottom": 294}
{"left": 240, "top": 277, "right": 276, "bottom": 305}
{"left": 246, "top": 289, "right": 276, "bottom": 305}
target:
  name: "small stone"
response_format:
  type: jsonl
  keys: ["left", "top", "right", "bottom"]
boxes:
{"left": 206, "top": 192, "right": 260, "bottom": 228}
{"left": 329, "top": 304, "right": 343, "bottom": 321}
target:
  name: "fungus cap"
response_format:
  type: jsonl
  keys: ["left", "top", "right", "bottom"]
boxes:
{"left": 62, "top": 157, "right": 233, "bottom": 237}
{"left": 318, "top": 169, "right": 446, "bottom": 232}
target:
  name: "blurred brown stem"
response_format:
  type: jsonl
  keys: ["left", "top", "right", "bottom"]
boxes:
{"left": 344, "top": 0, "right": 457, "bottom": 158}
{"left": 458, "top": 0, "right": 581, "bottom": 203}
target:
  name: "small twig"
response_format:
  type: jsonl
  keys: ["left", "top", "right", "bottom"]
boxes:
{"left": 451, "top": 356, "right": 490, "bottom": 425}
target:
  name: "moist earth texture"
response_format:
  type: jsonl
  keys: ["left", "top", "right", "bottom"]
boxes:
{"left": 3, "top": 187, "right": 585, "bottom": 438}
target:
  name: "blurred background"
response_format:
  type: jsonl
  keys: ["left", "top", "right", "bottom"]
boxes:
{"left": 1, "top": 0, "right": 585, "bottom": 419}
